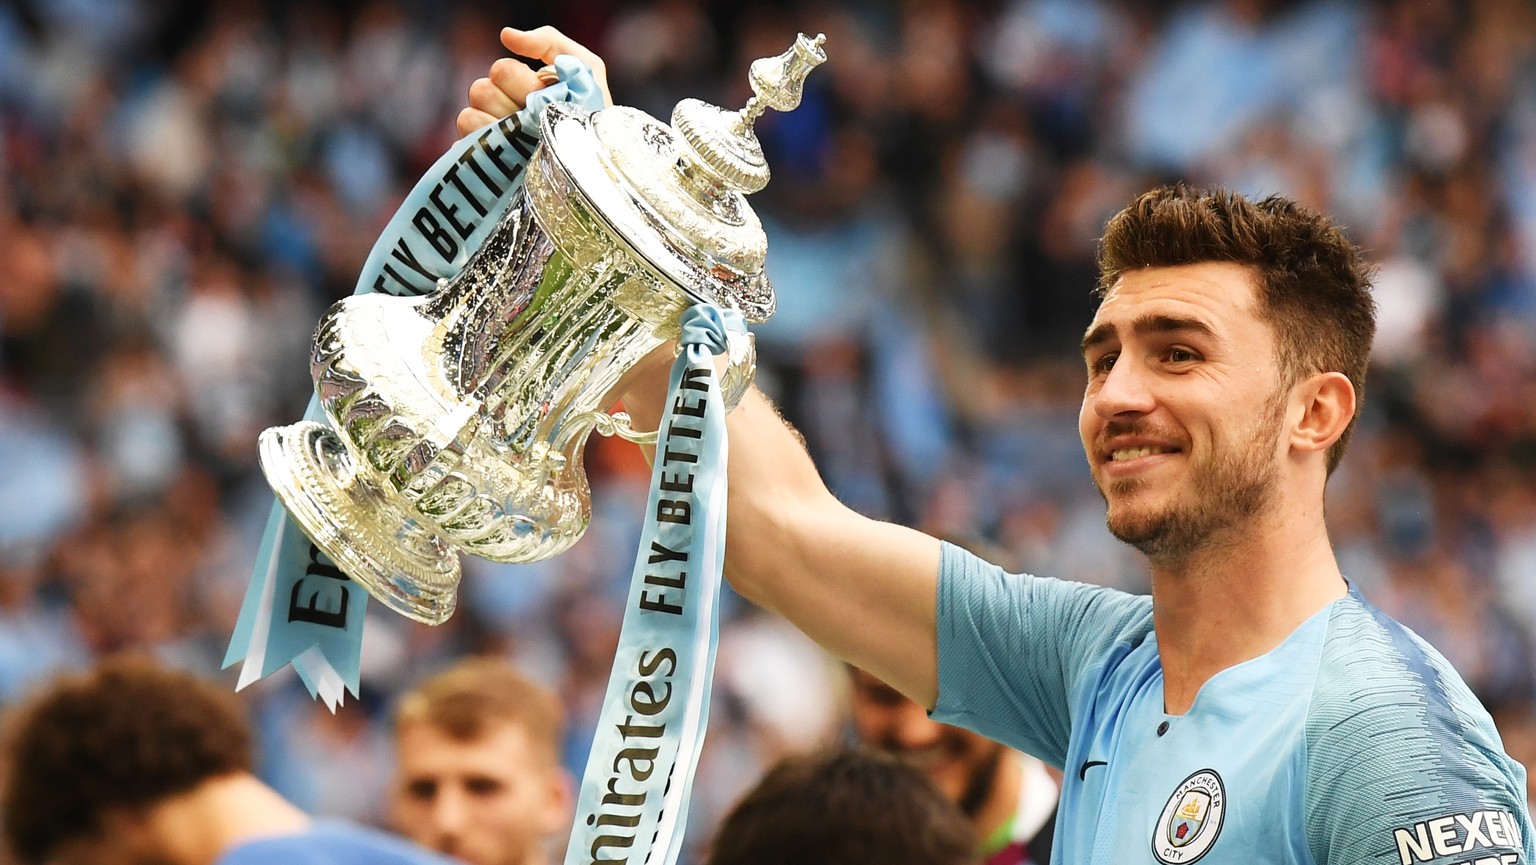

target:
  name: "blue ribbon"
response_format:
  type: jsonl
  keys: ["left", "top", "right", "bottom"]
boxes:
{"left": 224, "top": 57, "right": 607, "bottom": 708}
{"left": 564, "top": 304, "right": 744, "bottom": 865}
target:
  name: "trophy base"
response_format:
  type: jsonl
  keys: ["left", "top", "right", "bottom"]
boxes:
{"left": 258, "top": 421, "right": 460, "bottom": 626}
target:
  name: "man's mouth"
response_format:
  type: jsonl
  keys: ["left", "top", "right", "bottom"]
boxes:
{"left": 1108, "top": 445, "right": 1178, "bottom": 462}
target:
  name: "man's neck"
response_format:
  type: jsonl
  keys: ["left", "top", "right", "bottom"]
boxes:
{"left": 144, "top": 774, "right": 312, "bottom": 865}
{"left": 1149, "top": 497, "right": 1346, "bottom": 715}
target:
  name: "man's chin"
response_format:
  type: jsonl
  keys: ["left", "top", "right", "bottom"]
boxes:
{"left": 1103, "top": 467, "right": 1172, "bottom": 498}
{"left": 1106, "top": 499, "right": 1161, "bottom": 537}
{"left": 1106, "top": 505, "right": 1181, "bottom": 554}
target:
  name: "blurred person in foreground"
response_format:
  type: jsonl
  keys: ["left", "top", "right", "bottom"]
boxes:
{"left": 702, "top": 746, "right": 978, "bottom": 865}
{"left": 0, "top": 657, "right": 450, "bottom": 865}
{"left": 845, "top": 536, "right": 1055, "bottom": 865}
{"left": 466, "top": 27, "right": 1533, "bottom": 865}
{"left": 389, "top": 658, "right": 572, "bottom": 865}
{"left": 848, "top": 666, "right": 1055, "bottom": 865}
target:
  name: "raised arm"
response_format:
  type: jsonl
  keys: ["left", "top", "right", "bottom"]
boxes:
{"left": 623, "top": 357, "right": 943, "bottom": 707}
{"left": 462, "top": 26, "right": 944, "bottom": 707}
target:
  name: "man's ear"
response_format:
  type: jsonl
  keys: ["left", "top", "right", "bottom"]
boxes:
{"left": 543, "top": 766, "right": 577, "bottom": 834}
{"left": 1289, "top": 371, "right": 1355, "bottom": 457}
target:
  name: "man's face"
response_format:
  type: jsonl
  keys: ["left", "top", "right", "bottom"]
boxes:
{"left": 847, "top": 668, "right": 1005, "bottom": 815}
{"left": 391, "top": 721, "right": 570, "bottom": 865}
{"left": 1078, "top": 262, "right": 1292, "bottom": 561}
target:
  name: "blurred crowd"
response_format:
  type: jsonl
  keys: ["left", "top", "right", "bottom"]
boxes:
{"left": 2, "top": 0, "right": 1535, "bottom": 858}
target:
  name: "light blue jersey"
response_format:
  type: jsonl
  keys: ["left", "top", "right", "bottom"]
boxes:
{"left": 933, "top": 543, "right": 1534, "bottom": 865}
{"left": 216, "top": 821, "right": 454, "bottom": 865}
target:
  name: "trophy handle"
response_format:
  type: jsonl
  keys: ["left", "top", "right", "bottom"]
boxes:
{"left": 580, "top": 328, "right": 756, "bottom": 446}
{"left": 717, "top": 327, "right": 756, "bottom": 412}
{"left": 585, "top": 410, "right": 659, "bottom": 446}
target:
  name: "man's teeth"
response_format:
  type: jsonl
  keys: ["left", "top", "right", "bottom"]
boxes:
{"left": 1111, "top": 446, "right": 1170, "bottom": 461}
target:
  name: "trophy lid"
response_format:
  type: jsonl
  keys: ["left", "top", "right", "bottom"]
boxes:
{"left": 536, "top": 33, "right": 827, "bottom": 323}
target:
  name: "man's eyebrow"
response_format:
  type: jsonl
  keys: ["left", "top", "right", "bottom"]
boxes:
{"left": 1081, "top": 323, "right": 1115, "bottom": 355}
{"left": 1080, "top": 314, "right": 1216, "bottom": 355}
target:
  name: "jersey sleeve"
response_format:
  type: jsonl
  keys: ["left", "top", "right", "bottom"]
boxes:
{"left": 1305, "top": 600, "right": 1535, "bottom": 865}
{"left": 931, "top": 541, "right": 1152, "bottom": 769}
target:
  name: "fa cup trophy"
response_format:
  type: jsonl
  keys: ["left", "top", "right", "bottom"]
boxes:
{"left": 257, "top": 34, "right": 828, "bottom": 626}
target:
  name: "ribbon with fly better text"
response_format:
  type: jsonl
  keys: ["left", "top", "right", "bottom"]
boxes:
{"left": 564, "top": 304, "right": 742, "bottom": 865}
{"left": 223, "top": 57, "right": 606, "bottom": 709}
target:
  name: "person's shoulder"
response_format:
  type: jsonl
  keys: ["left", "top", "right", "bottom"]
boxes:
{"left": 1309, "top": 590, "right": 1490, "bottom": 730}
{"left": 939, "top": 540, "right": 1155, "bottom": 668}
{"left": 940, "top": 541, "right": 1154, "bottom": 620}
{"left": 1302, "top": 591, "right": 1533, "bottom": 864}
{"left": 216, "top": 822, "right": 454, "bottom": 865}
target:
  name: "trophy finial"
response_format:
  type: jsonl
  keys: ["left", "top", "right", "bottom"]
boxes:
{"left": 743, "top": 32, "right": 828, "bottom": 123}
{"left": 670, "top": 33, "right": 827, "bottom": 196}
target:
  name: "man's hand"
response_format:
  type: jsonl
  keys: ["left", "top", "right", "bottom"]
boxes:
{"left": 458, "top": 26, "right": 612, "bottom": 139}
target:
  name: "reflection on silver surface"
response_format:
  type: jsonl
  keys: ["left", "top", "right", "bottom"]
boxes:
{"left": 258, "top": 34, "right": 827, "bottom": 624}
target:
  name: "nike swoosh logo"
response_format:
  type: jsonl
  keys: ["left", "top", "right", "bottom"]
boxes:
{"left": 1079, "top": 760, "right": 1108, "bottom": 780}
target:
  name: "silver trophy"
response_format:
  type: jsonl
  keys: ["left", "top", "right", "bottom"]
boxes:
{"left": 258, "top": 34, "right": 828, "bottom": 626}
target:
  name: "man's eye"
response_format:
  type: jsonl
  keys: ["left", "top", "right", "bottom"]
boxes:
{"left": 466, "top": 777, "right": 505, "bottom": 797}
{"left": 407, "top": 780, "right": 437, "bottom": 801}
{"left": 1092, "top": 353, "right": 1118, "bottom": 374}
{"left": 1165, "top": 348, "right": 1197, "bottom": 363}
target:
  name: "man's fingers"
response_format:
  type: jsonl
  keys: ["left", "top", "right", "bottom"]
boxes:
{"left": 486, "top": 57, "right": 545, "bottom": 109}
{"left": 501, "top": 26, "right": 612, "bottom": 105}
{"left": 501, "top": 26, "right": 604, "bottom": 72}
{"left": 470, "top": 69, "right": 523, "bottom": 115}
{"left": 456, "top": 107, "right": 499, "bottom": 139}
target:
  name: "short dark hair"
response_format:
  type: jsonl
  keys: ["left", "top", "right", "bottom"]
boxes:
{"left": 393, "top": 657, "right": 563, "bottom": 761}
{"left": 1, "top": 657, "right": 254, "bottom": 864}
{"left": 1097, "top": 185, "right": 1377, "bottom": 474}
{"left": 704, "top": 747, "right": 978, "bottom": 865}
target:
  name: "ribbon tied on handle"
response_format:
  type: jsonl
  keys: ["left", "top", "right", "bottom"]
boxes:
{"left": 224, "top": 58, "right": 607, "bottom": 709}
{"left": 564, "top": 302, "right": 741, "bottom": 865}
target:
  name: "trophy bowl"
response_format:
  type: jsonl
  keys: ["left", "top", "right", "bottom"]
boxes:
{"left": 258, "top": 34, "right": 827, "bottom": 625}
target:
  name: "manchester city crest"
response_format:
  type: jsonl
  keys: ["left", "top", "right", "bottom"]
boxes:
{"left": 1153, "top": 769, "right": 1226, "bottom": 863}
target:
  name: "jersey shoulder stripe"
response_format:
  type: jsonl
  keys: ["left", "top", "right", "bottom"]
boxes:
{"left": 1304, "top": 591, "right": 1533, "bottom": 865}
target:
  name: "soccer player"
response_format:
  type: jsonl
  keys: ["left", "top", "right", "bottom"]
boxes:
{"left": 461, "top": 28, "right": 1535, "bottom": 863}
{"left": 0, "top": 657, "right": 451, "bottom": 865}
{"left": 389, "top": 658, "right": 573, "bottom": 865}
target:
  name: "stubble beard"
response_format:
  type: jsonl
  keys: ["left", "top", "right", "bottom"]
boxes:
{"left": 1098, "top": 391, "right": 1287, "bottom": 566}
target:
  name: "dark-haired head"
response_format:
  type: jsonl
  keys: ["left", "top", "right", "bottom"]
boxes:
{"left": 1, "top": 657, "right": 253, "bottom": 865}
{"left": 705, "top": 746, "right": 978, "bottom": 865}
{"left": 1097, "top": 185, "right": 1377, "bottom": 474}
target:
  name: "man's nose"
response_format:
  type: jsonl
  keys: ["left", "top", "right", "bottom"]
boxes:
{"left": 887, "top": 704, "right": 945, "bottom": 750}
{"left": 1093, "top": 356, "right": 1156, "bottom": 419}
{"left": 430, "top": 787, "right": 469, "bottom": 839}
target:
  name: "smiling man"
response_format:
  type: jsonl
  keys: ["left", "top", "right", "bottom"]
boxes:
{"left": 674, "top": 185, "right": 1533, "bottom": 864}
{"left": 462, "top": 34, "right": 1533, "bottom": 863}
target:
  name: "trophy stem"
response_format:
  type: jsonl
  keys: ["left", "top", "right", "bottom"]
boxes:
{"left": 738, "top": 97, "right": 766, "bottom": 129}
{"left": 258, "top": 421, "right": 460, "bottom": 625}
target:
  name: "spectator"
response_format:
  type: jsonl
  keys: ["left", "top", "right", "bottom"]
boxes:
{"left": 0, "top": 657, "right": 451, "bottom": 865}
{"left": 848, "top": 666, "right": 1056, "bottom": 865}
{"left": 389, "top": 657, "right": 572, "bottom": 865}
{"left": 703, "top": 746, "right": 978, "bottom": 865}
